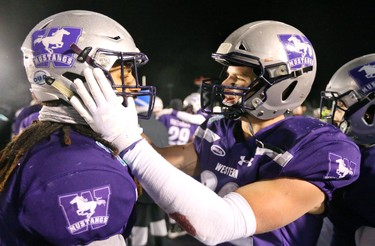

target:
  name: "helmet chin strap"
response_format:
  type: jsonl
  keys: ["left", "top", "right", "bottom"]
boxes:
{"left": 242, "top": 113, "right": 255, "bottom": 136}
{"left": 70, "top": 44, "right": 95, "bottom": 66}
{"left": 223, "top": 104, "right": 246, "bottom": 120}
{"left": 222, "top": 103, "right": 255, "bottom": 136}
{"left": 339, "top": 120, "right": 349, "bottom": 134}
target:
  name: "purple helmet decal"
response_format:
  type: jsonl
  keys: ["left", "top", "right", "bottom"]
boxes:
{"left": 278, "top": 34, "right": 314, "bottom": 70}
{"left": 32, "top": 27, "right": 82, "bottom": 68}
{"left": 349, "top": 61, "right": 375, "bottom": 95}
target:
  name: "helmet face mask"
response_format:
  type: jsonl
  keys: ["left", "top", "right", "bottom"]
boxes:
{"left": 201, "top": 76, "right": 262, "bottom": 119}
{"left": 202, "top": 20, "right": 316, "bottom": 120}
{"left": 22, "top": 10, "right": 155, "bottom": 119}
{"left": 320, "top": 54, "right": 375, "bottom": 145}
{"left": 320, "top": 90, "right": 351, "bottom": 129}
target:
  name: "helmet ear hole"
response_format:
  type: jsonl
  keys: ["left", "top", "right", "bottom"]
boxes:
{"left": 282, "top": 80, "right": 297, "bottom": 101}
{"left": 364, "top": 104, "right": 375, "bottom": 124}
{"left": 238, "top": 43, "right": 247, "bottom": 51}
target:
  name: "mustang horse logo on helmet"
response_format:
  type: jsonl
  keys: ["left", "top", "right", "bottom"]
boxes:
{"left": 34, "top": 29, "right": 71, "bottom": 54}
{"left": 31, "top": 27, "right": 82, "bottom": 68}
{"left": 278, "top": 34, "right": 314, "bottom": 70}
{"left": 348, "top": 61, "right": 375, "bottom": 95}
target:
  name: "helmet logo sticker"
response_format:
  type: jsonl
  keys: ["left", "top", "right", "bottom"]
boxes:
{"left": 278, "top": 34, "right": 314, "bottom": 70}
{"left": 58, "top": 185, "right": 111, "bottom": 235}
{"left": 32, "top": 27, "right": 82, "bottom": 68}
{"left": 350, "top": 62, "right": 375, "bottom": 94}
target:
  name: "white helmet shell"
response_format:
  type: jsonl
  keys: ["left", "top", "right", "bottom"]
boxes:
{"left": 323, "top": 54, "right": 375, "bottom": 145}
{"left": 183, "top": 92, "right": 201, "bottom": 113}
{"left": 22, "top": 10, "right": 145, "bottom": 103}
{"left": 212, "top": 20, "right": 317, "bottom": 120}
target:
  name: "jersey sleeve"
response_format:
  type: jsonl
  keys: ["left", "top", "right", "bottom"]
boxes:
{"left": 281, "top": 127, "right": 361, "bottom": 201}
{"left": 18, "top": 135, "right": 137, "bottom": 245}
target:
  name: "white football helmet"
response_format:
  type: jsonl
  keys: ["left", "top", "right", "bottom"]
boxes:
{"left": 201, "top": 20, "right": 317, "bottom": 120}
{"left": 320, "top": 54, "right": 375, "bottom": 145}
{"left": 183, "top": 92, "right": 201, "bottom": 113}
{"left": 22, "top": 10, "right": 155, "bottom": 118}
{"left": 153, "top": 96, "right": 164, "bottom": 113}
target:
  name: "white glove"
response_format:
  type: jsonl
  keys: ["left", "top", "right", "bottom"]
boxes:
{"left": 70, "top": 67, "right": 142, "bottom": 151}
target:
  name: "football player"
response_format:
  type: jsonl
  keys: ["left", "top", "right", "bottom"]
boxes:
{"left": 71, "top": 20, "right": 361, "bottom": 245}
{"left": 320, "top": 54, "right": 375, "bottom": 246}
{"left": 0, "top": 10, "right": 155, "bottom": 245}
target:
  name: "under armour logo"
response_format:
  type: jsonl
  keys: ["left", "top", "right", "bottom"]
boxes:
{"left": 238, "top": 156, "right": 253, "bottom": 167}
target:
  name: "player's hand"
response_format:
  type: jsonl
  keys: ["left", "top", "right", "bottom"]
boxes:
{"left": 70, "top": 67, "right": 142, "bottom": 151}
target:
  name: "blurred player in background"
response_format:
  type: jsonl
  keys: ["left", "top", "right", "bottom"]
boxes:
{"left": 319, "top": 54, "right": 375, "bottom": 246}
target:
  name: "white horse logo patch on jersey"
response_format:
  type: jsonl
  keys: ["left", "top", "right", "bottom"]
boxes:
{"left": 59, "top": 185, "right": 111, "bottom": 235}
{"left": 335, "top": 158, "right": 354, "bottom": 178}
{"left": 326, "top": 152, "right": 356, "bottom": 179}
{"left": 70, "top": 195, "right": 106, "bottom": 219}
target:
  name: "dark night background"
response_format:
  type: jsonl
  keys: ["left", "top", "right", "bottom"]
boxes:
{"left": 1, "top": 0, "right": 375, "bottom": 114}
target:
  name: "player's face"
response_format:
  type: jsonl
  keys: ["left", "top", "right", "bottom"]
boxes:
{"left": 333, "top": 100, "right": 346, "bottom": 126}
{"left": 221, "top": 66, "right": 256, "bottom": 106}
{"left": 109, "top": 63, "right": 138, "bottom": 93}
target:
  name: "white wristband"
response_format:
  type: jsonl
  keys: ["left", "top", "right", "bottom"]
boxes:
{"left": 122, "top": 140, "right": 256, "bottom": 245}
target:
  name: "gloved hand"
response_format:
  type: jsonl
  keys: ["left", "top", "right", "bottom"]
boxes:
{"left": 70, "top": 67, "right": 143, "bottom": 151}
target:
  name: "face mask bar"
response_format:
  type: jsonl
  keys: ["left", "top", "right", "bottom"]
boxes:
{"left": 320, "top": 89, "right": 367, "bottom": 126}
{"left": 208, "top": 51, "right": 306, "bottom": 118}
{"left": 200, "top": 78, "right": 250, "bottom": 118}
{"left": 320, "top": 91, "right": 339, "bottom": 125}
{"left": 203, "top": 53, "right": 262, "bottom": 118}
{"left": 93, "top": 48, "right": 148, "bottom": 90}
{"left": 70, "top": 44, "right": 155, "bottom": 119}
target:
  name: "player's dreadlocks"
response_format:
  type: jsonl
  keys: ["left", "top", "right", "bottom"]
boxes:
{"left": 0, "top": 120, "right": 118, "bottom": 192}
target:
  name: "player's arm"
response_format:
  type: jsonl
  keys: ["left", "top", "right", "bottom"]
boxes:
{"left": 236, "top": 177, "right": 325, "bottom": 233}
{"left": 70, "top": 68, "right": 324, "bottom": 244}
{"left": 121, "top": 139, "right": 325, "bottom": 240}
{"left": 155, "top": 108, "right": 205, "bottom": 125}
{"left": 175, "top": 111, "right": 206, "bottom": 125}
{"left": 121, "top": 139, "right": 256, "bottom": 244}
{"left": 142, "top": 133, "right": 199, "bottom": 176}
{"left": 70, "top": 68, "right": 255, "bottom": 244}
{"left": 154, "top": 142, "right": 200, "bottom": 176}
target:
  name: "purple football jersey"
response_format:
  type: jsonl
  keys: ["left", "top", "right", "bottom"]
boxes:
{"left": 328, "top": 145, "right": 375, "bottom": 246}
{"left": 158, "top": 113, "right": 199, "bottom": 145}
{"left": 193, "top": 115, "right": 360, "bottom": 246}
{"left": 0, "top": 130, "right": 137, "bottom": 245}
